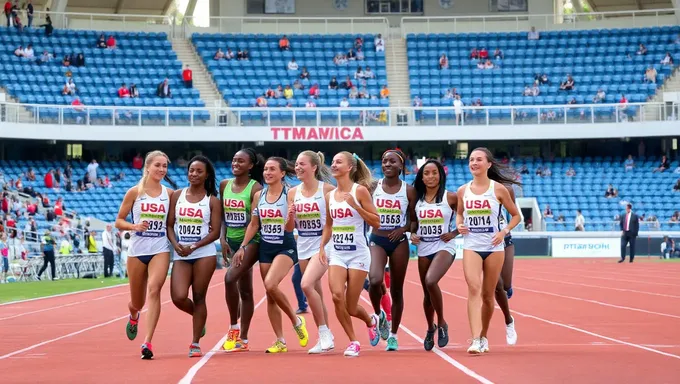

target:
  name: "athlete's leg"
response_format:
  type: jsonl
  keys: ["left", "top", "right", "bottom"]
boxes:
{"left": 170, "top": 260, "right": 194, "bottom": 315}
{"left": 494, "top": 276, "right": 513, "bottom": 325}
{"left": 368, "top": 244, "right": 388, "bottom": 315}
{"left": 262, "top": 255, "right": 297, "bottom": 326}
{"left": 417, "top": 257, "right": 434, "bottom": 329}
{"left": 224, "top": 243, "right": 258, "bottom": 329}
{"left": 126, "top": 257, "right": 149, "bottom": 319}
{"left": 292, "top": 262, "right": 307, "bottom": 312}
{"left": 329, "top": 266, "right": 355, "bottom": 341}
{"left": 462, "top": 250, "right": 484, "bottom": 339}
{"left": 190, "top": 257, "right": 217, "bottom": 343}
{"left": 300, "top": 255, "right": 330, "bottom": 328}
{"left": 346, "top": 268, "right": 373, "bottom": 326}
{"left": 143, "top": 252, "right": 171, "bottom": 344}
{"left": 258, "top": 262, "right": 282, "bottom": 339}
{"left": 423, "top": 250, "right": 454, "bottom": 329}
{"left": 501, "top": 244, "right": 515, "bottom": 293}
{"left": 480, "top": 252, "right": 504, "bottom": 339}
{"left": 387, "top": 240, "right": 409, "bottom": 333}
{"left": 236, "top": 265, "right": 254, "bottom": 340}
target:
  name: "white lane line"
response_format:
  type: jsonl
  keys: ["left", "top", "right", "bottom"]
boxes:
{"left": 514, "top": 275, "right": 680, "bottom": 299}
{"left": 1, "top": 291, "right": 128, "bottom": 321}
{"left": 0, "top": 283, "right": 128, "bottom": 306}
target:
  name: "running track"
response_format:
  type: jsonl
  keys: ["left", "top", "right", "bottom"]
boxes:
{"left": 1, "top": 258, "right": 679, "bottom": 384}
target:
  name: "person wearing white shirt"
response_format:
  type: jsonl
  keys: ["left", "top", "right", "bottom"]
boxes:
{"left": 86, "top": 159, "right": 98, "bottom": 184}
{"left": 287, "top": 58, "right": 299, "bottom": 71}
{"left": 102, "top": 224, "right": 114, "bottom": 277}
{"left": 528, "top": 27, "right": 540, "bottom": 40}
{"left": 23, "top": 45, "right": 34, "bottom": 59}
{"left": 374, "top": 34, "right": 385, "bottom": 52}
{"left": 120, "top": 231, "right": 130, "bottom": 278}
{"left": 305, "top": 100, "right": 316, "bottom": 108}
{"left": 574, "top": 210, "right": 585, "bottom": 231}
{"left": 339, "top": 98, "right": 349, "bottom": 107}
{"left": 453, "top": 95, "right": 464, "bottom": 125}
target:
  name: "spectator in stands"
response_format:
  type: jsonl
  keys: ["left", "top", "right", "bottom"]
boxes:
{"left": 62, "top": 78, "right": 76, "bottom": 96}
{"left": 26, "top": 167, "right": 35, "bottom": 181}
{"left": 592, "top": 88, "right": 606, "bottom": 103}
{"left": 453, "top": 94, "right": 464, "bottom": 125}
{"left": 333, "top": 53, "right": 348, "bottom": 66}
{"left": 237, "top": 49, "right": 249, "bottom": 60}
{"left": 299, "top": 66, "right": 310, "bottom": 80}
{"left": 439, "top": 54, "right": 449, "bottom": 70}
{"left": 622, "top": 155, "right": 634, "bottom": 172}
{"left": 23, "top": 44, "right": 33, "bottom": 59}
{"left": 349, "top": 86, "right": 359, "bottom": 99}
{"left": 182, "top": 66, "right": 193, "bottom": 88}
{"left": 347, "top": 48, "right": 356, "bottom": 60}
{"left": 273, "top": 85, "right": 283, "bottom": 98}
{"left": 670, "top": 211, "right": 680, "bottom": 222}
{"left": 36, "top": 50, "right": 53, "bottom": 65}
{"left": 528, "top": 26, "right": 540, "bottom": 40}
{"left": 364, "top": 66, "right": 375, "bottom": 79}
{"left": 479, "top": 47, "right": 488, "bottom": 60}
{"left": 129, "top": 83, "right": 139, "bottom": 98}
{"left": 102, "top": 224, "right": 114, "bottom": 277}
{"left": 380, "top": 85, "right": 389, "bottom": 99}
{"left": 308, "top": 83, "right": 320, "bottom": 98}
{"left": 40, "top": 11, "right": 52, "bottom": 36}
{"left": 62, "top": 54, "right": 72, "bottom": 66}
{"left": 96, "top": 34, "right": 107, "bottom": 48}
{"left": 132, "top": 153, "right": 143, "bottom": 169}
{"left": 13, "top": 45, "right": 23, "bottom": 56}
{"left": 11, "top": 5, "right": 21, "bottom": 32}
{"left": 566, "top": 167, "right": 576, "bottom": 177}
{"left": 575, "top": 210, "right": 585, "bottom": 231}
{"left": 340, "top": 76, "right": 353, "bottom": 90}
{"left": 283, "top": 85, "right": 293, "bottom": 99}
{"left": 374, "top": 34, "right": 384, "bottom": 52}
{"left": 75, "top": 53, "right": 85, "bottom": 67}
{"left": 605, "top": 184, "right": 618, "bottom": 198}
{"left": 645, "top": 66, "right": 657, "bottom": 83}
{"left": 493, "top": 48, "right": 504, "bottom": 60}
{"left": 287, "top": 58, "right": 298, "bottom": 71}
{"left": 543, "top": 205, "right": 553, "bottom": 218}
{"left": 225, "top": 48, "right": 234, "bottom": 60}
{"left": 106, "top": 35, "right": 116, "bottom": 49}
{"left": 4, "top": 1, "right": 10, "bottom": 27}
{"left": 87, "top": 230, "right": 97, "bottom": 253}
{"left": 156, "top": 78, "right": 171, "bottom": 98}
{"left": 636, "top": 43, "right": 647, "bottom": 55}
{"left": 118, "top": 83, "right": 130, "bottom": 98}
{"left": 674, "top": 179, "right": 680, "bottom": 191}
{"left": 86, "top": 159, "right": 98, "bottom": 184}
{"left": 279, "top": 35, "right": 290, "bottom": 51}
{"left": 255, "top": 94, "right": 267, "bottom": 107}
{"left": 26, "top": 0, "right": 32, "bottom": 27}
{"left": 356, "top": 47, "right": 365, "bottom": 61}
{"left": 354, "top": 36, "right": 363, "bottom": 50}
{"left": 328, "top": 76, "right": 338, "bottom": 89}
{"left": 305, "top": 98, "right": 316, "bottom": 108}
{"left": 652, "top": 155, "right": 670, "bottom": 173}
{"left": 339, "top": 97, "right": 349, "bottom": 107}
{"left": 559, "top": 75, "right": 575, "bottom": 91}
{"left": 44, "top": 169, "right": 54, "bottom": 189}
{"left": 214, "top": 48, "right": 224, "bottom": 60}
{"left": 661, "top": 52, "right": 674, "bottom": 65}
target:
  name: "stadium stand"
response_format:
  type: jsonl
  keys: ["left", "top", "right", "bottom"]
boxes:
{"left": 407, "top": 26, "right": 680, "bottom": 124}
{"left": 0, "top": 27, "right": 210, "bottom": 124}
{"left": 192, "top": 33, "right": 389, "bottom": 125}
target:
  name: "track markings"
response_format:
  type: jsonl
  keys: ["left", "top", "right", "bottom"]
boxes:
{"left": 0, "top": 283, "right": 129, "bottom": 307}
{"left": 515, "top": 276, "right": 680, "bottom": 299}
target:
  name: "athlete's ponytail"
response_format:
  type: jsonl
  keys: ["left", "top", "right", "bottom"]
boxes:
{"left": 300, "top": 150, "right": 332, "bottom": 183}
{"left": 136, "top": 150, "right": 172, "bottom": 196}
{"left": 241, "top": 147, "right": 265, "bottom": 185}
{"left": 188, "top": 155, "right": 218, "bottom": 197}
{"left": 471, "top": 147, "right": 521, "bottom": 187}
{"left": 340, "top": 151, "right": 373, "bottom": 190}
{"left": 267, "top": 156, "right": 296, "bottom": 185}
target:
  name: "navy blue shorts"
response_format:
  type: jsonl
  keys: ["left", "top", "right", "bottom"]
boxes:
{"left": 135, "top": 255, "right": 156, "bottom": 265}
{"left": 504, "top": 235, "right": 514, "bottom": 247}
{"left": 423, "top": 249, "right": 456, "bottom": 261}
{"left": 259, "top": 232, "right": 298, "bottom": 264}
{"left": 369, "top": 233, "right": 407, "bottom": 257}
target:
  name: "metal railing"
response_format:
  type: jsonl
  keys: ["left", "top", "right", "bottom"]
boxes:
{"left": 182, "top": 16, "right": 390, "bottom": 37}
{"left": 29, "top": 10, "right": 172, "bottom": 33}
{"left": 401, "top": 8, "right": 679, "bottom": 35}
{"left": 0, "top": 101, "right": 673, "bottom": 127}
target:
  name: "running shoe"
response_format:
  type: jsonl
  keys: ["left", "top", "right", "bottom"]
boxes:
{"left": 343, "top": 341, "right": 360, "bottom": 357}
{"left": 265, "top": 340, "right": 288, "bottom": 353}
{"left": 424, "top": 325, "right": 436, "bottom": 351}
{"left": 480, "top": 337, "right": 490, "bottom": 353}
{"left": 506, "top": 287, "right": 514, "bottom": 299}
{"left": 378, "top": 310, "right": 389, "bottom": 341}
{"left": 437, "top": 323, "right": 449, "bottom": 348}
{"left": 308, "top": 339, "right": 324, "bottom": 354}
{"left": 368, "top": 314, "right": 380, "bottom": 346}
{"left": 386, "top": 336, "right": 398, "bottom": 351}
{"left": 308, "top": 329, "right": 334, "bottom": 354}
{"left": 467, "top": 338, "right": 482, "bottom": 354}
{"left": 294, "top": 316, "right": 309, "bottom": 347}
{"left": 126, "top": 314, "right": 139, "bottom": 341}
{"left": 506, "top": 316, "right": 517, "bottom": 345}
{"left": 141, "top": 342, "right": 154, "bottom": 360}
{"left": 189, "top": 343, "right": 202, "bottom": 357}
{"left": 222, "top": 328, "right": 240, "bottom": 351}
{"left": 233, "top": 339, "right": 249, "bottom": 352}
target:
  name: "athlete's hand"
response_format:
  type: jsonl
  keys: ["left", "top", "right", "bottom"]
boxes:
{"left": 491, "top": 232, "right": 505, "bottom": 247}
{"left": 184, "top": 244, "right": 195, "bottom": 256}
{"left": 388, "top": 227, "right": 407, "bottom": 242}
{"left": 318, "top": 249, "right": 328, "bottom": 266}
{"left": 174, "top": 243, "right": 187, "bottom": 257}
{"left": 233, "top": 247, "right": 245, "bottom": 268}
{"left": 133, "top": 221, "right": 149, "bottom": 232}
{"left": 342, "top": 192, "right": 359, "bottom": 209}
{"left": 457, "top": 223, "right": 469, "bottom": 235}
{"left": 440, "top": 232, "right": 456, "bottom": 242}
{"left": 221, "top": 241, "right": 232, "bottom": 266}
{"left": 410, "top": 233, "right": 421, "bottom": 245}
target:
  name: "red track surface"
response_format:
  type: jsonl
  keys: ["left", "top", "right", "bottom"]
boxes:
{"left": 2, "top": 258, "right": 680, "bottom": 384}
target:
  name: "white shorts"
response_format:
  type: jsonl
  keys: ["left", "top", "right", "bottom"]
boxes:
{"left": 298, "top": 243, "right": 332, "bottom": 261}
{"left": 329, "top": 251, "right": 371, "bottom": 272}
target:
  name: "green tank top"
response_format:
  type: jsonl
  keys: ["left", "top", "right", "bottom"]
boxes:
{"left": 222, "top": 179, "right": 260, "bottom": 243}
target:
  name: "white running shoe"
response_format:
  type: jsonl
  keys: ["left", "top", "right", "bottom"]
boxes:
{"left": 506, "top": 316, "right": 517, "bottom": 345}
{"left": 480, "top": 337, "right": 489, "bottom": 353}
{"left": 320, "top": 329, "right": 335, "bottom": 351}
{"left": 344, "top": 341, "right": 360, "bottom": 357}
{"left": 308, "top": 340, "right": 324, "bottom": 354}
{"left": 467, "top": 338, "right": 482, "bottom": 354}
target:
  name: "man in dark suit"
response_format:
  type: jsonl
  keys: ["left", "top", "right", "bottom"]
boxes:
{"left": 619, "top": 203, "right": 639, "bottom": 263}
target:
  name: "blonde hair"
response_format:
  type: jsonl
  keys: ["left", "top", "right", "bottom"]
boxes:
{"left": 339, "top": 151, "right": 372, "bottom": 190}
{"left": 299, "top": 150, "right": 332, "bottom": 183}
{"left": 136, "top": 150, "right": 170, "bottom": 196}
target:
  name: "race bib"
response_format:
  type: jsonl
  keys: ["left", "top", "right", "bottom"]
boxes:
{"left": 378, "top": 208, "right": 402, "bottom": 231}
{"left": 466, "top": 209, "right": 493, "bottom": 233}
{"left": 418, "top": 216, "right": 444, "bottom": 242}
{"left": 177, "top": 216, "right": 203, "bottom": 242}
{"left": 261, "top": 216, "right": 285, "bottom": 243}
{"left": 332, "top": 225, "right": 356, "bottom": 251}
{"left": 138, "top": 212, "right": 165, "bottom": 238}
{"left": 224, "top": 198, "right": 247, "bottom": 228}
{"left": 297, "top": 212, "right": 323, "bottom": 237}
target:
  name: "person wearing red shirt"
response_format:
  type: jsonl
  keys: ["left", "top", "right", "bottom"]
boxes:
{"left": 4, "top": 1, "right": 11, "bottom": 27}
{"left": 132, "top": 153, "right": 143, "bottom": 169}
{"left": 118, "top": 83, "right": 130, "bottom": 98}
{"left": 479, "top": 48, "right": 488, "bottom": 59}
{"left": 106, "top": 35, "right": 116, "bottom": 49}
{"left": 183, "top": 66, "right": 193, "bottom": 88}
{"left": 44, "top": 170, "right": 54, "bottom": 188}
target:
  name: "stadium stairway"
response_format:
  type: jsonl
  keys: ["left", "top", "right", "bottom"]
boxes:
{"left": 0, "top": 86, "right": 32, "bottom": 123}
{"left": 385, "top": 35, "right": 412, "bottom": 118}
{"left": 645, "top": 65, "right": 680, "bottom": 121}
{"left": 170, "top": 37, "right": 225, "bottom": 123}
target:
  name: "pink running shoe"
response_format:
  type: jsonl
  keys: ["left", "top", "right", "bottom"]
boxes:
{"left": 343, "top": 341, "right": 360, "bottom": 357}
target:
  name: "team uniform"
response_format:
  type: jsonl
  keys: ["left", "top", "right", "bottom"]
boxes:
{"left": 173, "top": 188, "right": 216, "bottom": 263}
{"left": 414, "top": 192, "right": 456, "bottom": 259}
{"left": 222, "top": 179, "right": 259, "bottom": 261}
{"left": 256, "top": 187, "right": 297, "bottom": 264}
{"left": 369, "top": 178, "right": 409, "bottom": 254}
{"left": 293, "top": 182, "right": 329, "bottom": 260}
{"left": 461, "top": 180, "right": 504, "bottom": 259}
{"left": 128, "top": 186, "right": 171, "bottom": 264}
{"left": 328, "top": 183, "right": 371, "bottom": 272}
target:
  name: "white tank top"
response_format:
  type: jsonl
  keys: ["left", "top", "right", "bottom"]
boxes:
{"left": 462, "top": 180, "right": 504, "bottom": 252}
{"left": 257, "top": 187, "right": 290, "bottom": 245}
{"left": 414, "top": 192, "right": 455, "bottom": 256}
{"left": 373, "top": 179, "right": 409, "bottom": 231}
{"left": 173, "top": 188, "right": 216, "bottom": 260}
{"left": 294, "top": 182, "right": 326, "bottom": 258}
{"left": 328, "top": 183, "right": 369, "bottom": 255}
{"left": 128, "top": 186, "right": 171, "bottom": 257}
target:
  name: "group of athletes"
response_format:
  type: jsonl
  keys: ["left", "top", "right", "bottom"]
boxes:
{"left": 114, "top": 146, "right": 521, "bottom": 359}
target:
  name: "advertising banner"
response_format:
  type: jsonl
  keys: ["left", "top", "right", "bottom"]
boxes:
{"left": 552, "top": 237, "right": 621, "bottom": 258}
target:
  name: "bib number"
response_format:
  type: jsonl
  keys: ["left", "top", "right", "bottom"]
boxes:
{"left": 224, "top": 211, "right": 247, "bottom": 228}
{"left": 467, "top": 215, "right": 493, "bottom": 233}
{"left": 332, "top": 226, "right": 357, "bottom": 251}
{"left": 419, "top": 224, "right": 443, "bottom": 241}
{"left": 260, "top": 218, "right": 285, "bottom": 243}
{"left": 297, "top": 218, "right": 323, "bottom": 236}
{"left": 178, "top": 224, "right": 202, "bottom": 242}
{"left": 138, "top": 215, "right": 166, "bottom": 238}
{"left": 379, "top": 214, "right": 401, "bottom": 231}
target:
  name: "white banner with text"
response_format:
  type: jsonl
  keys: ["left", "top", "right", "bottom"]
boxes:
{"left": 551, "top": 237, "right": 621, "bottom": 258}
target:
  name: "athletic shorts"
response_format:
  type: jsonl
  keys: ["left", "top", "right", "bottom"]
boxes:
{"left": 259, "top": 233, "right": 298, "bottom": 264}
{"left": 329, "top": 250, "right": 371, "bottom": 272}
{"left": 132, "top": 255, "right": 156, "bottom": 265}
{"left": 504, "top": 235, "right": 513, "bottom": 247}
{"left": 422, "top": 249, "right": 456, "bottom": 261}
{"left": 369, "top": 233, "right": 407, "bottom": 257}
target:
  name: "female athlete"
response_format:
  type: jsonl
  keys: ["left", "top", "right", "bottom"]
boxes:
{"left": 115, "top": 150, "right": 176, "bottom": 360}
{"left": 368, "top": 149, "right": 416, "bottom": 351}
{"left": 167, "top": 155, "right": 222, "bottom": 357}
{"left": 410, "top": 159, "right": 458, "bottom": 351}
{"left": 233, "top": 157, "right": 309, "bottom": 353}
{"left": 220, "top": 148, "right": 264, "bottom": 352}
{"left": 289, "top": 150, "right": 336, "bottom": 354}
{"left": 319, "top": 151, "right": 381, "bottom": 357}
{"left": 456, "top": 147, "right": 520, "bottom": 354}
